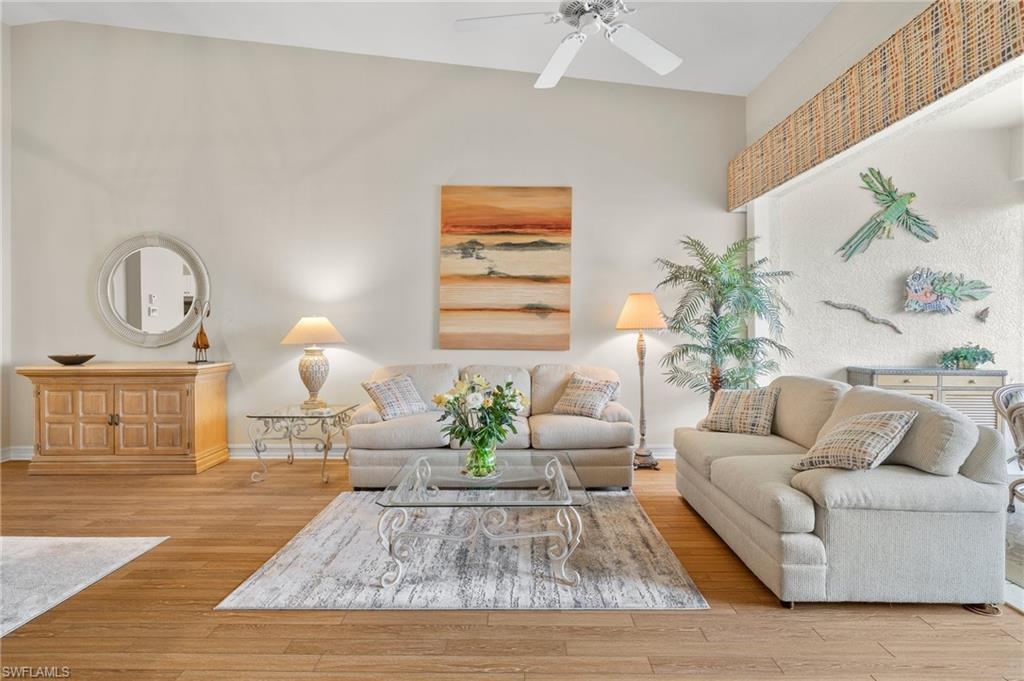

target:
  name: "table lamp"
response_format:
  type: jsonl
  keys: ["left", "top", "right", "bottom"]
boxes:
{"left": 616, "top": 293, "right": 667, "bottom": 469}
{"left": 281, "top": 316, "right": 346, "bottom": 409}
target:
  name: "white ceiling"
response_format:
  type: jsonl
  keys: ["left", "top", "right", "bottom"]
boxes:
{"left": 1, "top": 1, "right": 838, "bottom": 96}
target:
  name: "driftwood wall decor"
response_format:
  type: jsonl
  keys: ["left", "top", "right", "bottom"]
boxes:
{"left": 822, "top": 300, "right": 903, "bottom": 334}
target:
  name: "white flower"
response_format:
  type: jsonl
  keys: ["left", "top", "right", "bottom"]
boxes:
{"left": 466, "top": 392, "right": 484, "bottom": 409}
{"left": 511, "top": 399, "right": 523, "bottom": 412}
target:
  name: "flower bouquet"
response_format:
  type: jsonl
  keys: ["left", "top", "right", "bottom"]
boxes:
{"left": 433, "top": 375, "right": 528, "bottom": 478}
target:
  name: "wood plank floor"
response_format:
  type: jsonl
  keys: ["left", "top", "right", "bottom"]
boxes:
{"left": 1, "top": 458, "right": 1021, "bottom": 680}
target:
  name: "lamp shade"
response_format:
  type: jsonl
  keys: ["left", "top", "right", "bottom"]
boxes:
{"left": 615, "top": 293, "right": 667, "bottom": 331}
{"left": 281, "top": 316, "right": 347, "bottom": 345}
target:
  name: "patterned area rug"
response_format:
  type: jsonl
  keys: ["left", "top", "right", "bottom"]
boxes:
{"left": 1, "top": 536, "right": 167, "bottom": 636}
{"left": 218, "top": 492, "right": 707, "bottom": 610}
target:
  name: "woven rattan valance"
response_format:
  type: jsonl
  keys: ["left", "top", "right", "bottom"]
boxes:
{"left": 728, "top": 0, "right": 1024, "bottom": 211}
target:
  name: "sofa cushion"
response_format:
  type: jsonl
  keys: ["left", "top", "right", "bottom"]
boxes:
{"left": 710, "top": 454, "right": 816, "bottom": 533}
{"left": 702, "top": 386, "right": 780, "bottom": 436}
{"left": 346, "top": 412, "right": 449, "bottom": 449}
{"left": 449, "top": 416, "right": 531, "bottom": 450}
{"left": 552, "top": 373, "right": 619, "bottom": 419}
{"left": 529, "top": 413, "right": 634, "bottom": 450}
{"left": 460, "top": 365, "right": 532, "bottom": 417}
{"left": 769, "top": 375, "right": 851, "bottom": 448}
{"left": 791, "top": 464, "right": 1006, "bottom": 513}
{"left": 674, "top": 427, "right": 806, "bottom": 480}
{"left": 792, "top": 411, "right": 918, "bottom": 471}
{"left": 351, "top": 402, "right": 383, "bottom": 425}
{"left": 600, "top": 401, "right": 634, "bottom": 424}
{"left": 361, "top": 375, "right": 428, "bottom": 420}
{"left": 819, "top": 386, "right": 979, "bottom": 476}
{"left": 531, "top": 364, "right": 621, "bottom": 414}
{"left": 369, "top": 364, "right": 458, "bottom": 412}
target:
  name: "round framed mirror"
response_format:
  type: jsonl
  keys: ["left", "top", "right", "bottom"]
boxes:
{"left": 96, "top": 233, "right": 210, "bottom": 347}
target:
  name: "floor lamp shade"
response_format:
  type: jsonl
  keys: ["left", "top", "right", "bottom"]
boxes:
{"left": 616, "top": 293, "right": 667, "bottom": 331}
{"left": 281, "top": 317, "right": 346, "bottom": 409}
{"left": 616, "top": 294, "right": 665, "bottom": 469}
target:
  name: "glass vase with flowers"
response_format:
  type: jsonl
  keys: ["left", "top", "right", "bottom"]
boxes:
{"left": 433, "top": 375, "right": 528, "bottom": 478}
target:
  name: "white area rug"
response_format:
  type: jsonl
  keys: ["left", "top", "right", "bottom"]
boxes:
{"left": 218, "top": 491, "right": 707, "bottom": 610}
{"left": 1, "top": 536, "right": 167, "bottom": 636}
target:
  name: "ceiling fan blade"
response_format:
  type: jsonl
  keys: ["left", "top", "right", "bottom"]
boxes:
{"left": 455, "top": 12, "right": 559, "bottom": 32}
{"left": 534, "top": 32, "right": 587, "bottom": 89}
{"left": 605, "top": 23, "right": 682, "bottom": 75}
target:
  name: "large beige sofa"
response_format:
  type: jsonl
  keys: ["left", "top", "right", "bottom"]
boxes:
{"left": 346, "top": 363, "right": 636, "bottom": 489}
{"left": 675, "top": 375, "right": 1008, "bottom": 605}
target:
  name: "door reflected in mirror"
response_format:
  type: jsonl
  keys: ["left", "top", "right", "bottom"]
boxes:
{"left": 110, "top": 246, "right": 195, "bottom": 333}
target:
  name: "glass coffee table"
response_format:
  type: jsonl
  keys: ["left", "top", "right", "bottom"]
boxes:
{"left": 376, "top": 452, "right": 590, "bottom": 588}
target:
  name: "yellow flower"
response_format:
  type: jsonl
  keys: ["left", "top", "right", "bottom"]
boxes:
{"left": 432, "top": 393, "right": 450, "bottom": 407}
{"left": 452, "top": 380, "right": 468, "bottom": 394}
{"left": 482, "top": 397, "right": 493, "bottom": 408}
{"left": 472, "top": 373, "right": 488, "bottom": 387}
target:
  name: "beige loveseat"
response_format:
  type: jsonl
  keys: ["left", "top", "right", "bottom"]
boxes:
{"left": 346, "top": 363, "right": 636, "bottom": 489}
{"left": 675, "top": 375, "right": 1008, "bottom": 605}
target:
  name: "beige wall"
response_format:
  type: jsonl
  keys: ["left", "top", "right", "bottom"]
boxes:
{"left": 771, "top": 126, "right": 1024, "bottom": 384}
{"left": 1, "top": 22, "right": 11, "bottom": 452}
{"left": 4, "top": 21, "right": 746, "bottom": 452}
{"left": 745, "top": 0, "right": 929, "bottom": 142}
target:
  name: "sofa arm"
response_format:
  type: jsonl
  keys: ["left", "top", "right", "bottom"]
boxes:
{"left": 351, "top": 402, "right": 383, "bottom": 425}
{"left": 958, "top": 426, "right": 1009, "bottom": 486}
{"left": 601, "top": 401, "right": 634, "bottom": 424}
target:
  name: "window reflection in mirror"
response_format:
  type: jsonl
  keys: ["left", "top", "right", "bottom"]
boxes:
{"left": 110, "top": 246, "right": 195, "bottom": 333}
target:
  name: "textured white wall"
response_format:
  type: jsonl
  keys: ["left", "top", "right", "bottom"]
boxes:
{"left": 771, "top": 126, "right": 1024, "bottom": 383}
{"left": 745, "top": 0, "right": 929, "bottom": 143}
{"left": 5, "top": 21, "right": 747, "bottom": 451}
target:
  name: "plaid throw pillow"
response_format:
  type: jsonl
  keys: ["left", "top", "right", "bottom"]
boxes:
{"left": 793, "top": 411, "right": 918, "bottom": 471}
{"left": 701, "top": 387, "right": 781, "bottom": 436}
{"left": 361, "top": 375, "right": 427, "bottom": 421}
{"left": 552, "top": 372, "right": 619, "bottom": 419}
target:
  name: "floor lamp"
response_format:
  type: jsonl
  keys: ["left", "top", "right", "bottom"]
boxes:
{"left": 616, "top": 293, "right": 666, "bottom": 470}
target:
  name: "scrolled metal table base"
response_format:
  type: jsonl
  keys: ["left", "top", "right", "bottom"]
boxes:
{"left": 376, "top": 504, "right": 584, "bottom": 588}
{"left": 247, "top": 414, "right": 347, "bottom": 484}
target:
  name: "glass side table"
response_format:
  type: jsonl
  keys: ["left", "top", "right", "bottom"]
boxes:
{"left": 245, "top": 404, "right": 357, "bottom": 483}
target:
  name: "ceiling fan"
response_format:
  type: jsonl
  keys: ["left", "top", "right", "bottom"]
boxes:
{"left": 456, "top": 0, "right": 682, "bottom": 89}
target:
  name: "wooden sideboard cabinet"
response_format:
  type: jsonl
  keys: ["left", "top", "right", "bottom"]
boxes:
{"left": 847, "top": 366, "right": 1007, "bottom": 429}
{"left": 16, "top": 362, "right": 232, "bottom": 475}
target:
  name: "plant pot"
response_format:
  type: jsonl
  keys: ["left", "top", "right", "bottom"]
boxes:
{"left": 958, "top": 361, "right": 978, "bottom": 370}
{"left": 465, "top": 441, "right": 498, "bottom": 478}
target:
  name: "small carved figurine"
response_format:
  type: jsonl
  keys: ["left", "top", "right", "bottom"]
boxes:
{"left": 191, "top": 301, "right": 211, "bottom": 364}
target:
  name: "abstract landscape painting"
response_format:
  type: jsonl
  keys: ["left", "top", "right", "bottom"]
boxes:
{"left": 440, "top": 185, "right": 571, "bottom": 350}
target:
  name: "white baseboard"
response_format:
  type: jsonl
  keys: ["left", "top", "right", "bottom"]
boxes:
{"left": 1, "top": 446, "right": 33, "bottom": 462}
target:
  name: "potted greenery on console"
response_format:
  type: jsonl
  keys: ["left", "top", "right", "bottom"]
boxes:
{"left": 434, "top": 376, "right": 527, "bottom": 477}
{"left": 939, "top": 342, "right": 995, "bottom": 370}
{"left": 657, "top": 237, "right": 793, "bottom": 408}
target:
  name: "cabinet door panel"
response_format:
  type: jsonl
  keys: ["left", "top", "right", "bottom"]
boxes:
{"left": 114, "top": 384, "right": 191, "bottom": 455}
{"left": 44, "top": 389, "right": 74, "bottom": 417}
{"left": 119, "top": 389, "right": 150, "bottom": 416}
{"left": 152, "top": 385, "right": 191, "bottom": 454}
{"left": 80, "top": 422, "right": 113, "bottom": 451}
{"left": 44, "top": 422, "right": 75, "bottom": 450}
{"left": 38, "top": 385, "right": 114, "bottom": 455}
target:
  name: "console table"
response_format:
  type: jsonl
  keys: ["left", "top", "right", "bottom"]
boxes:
{"left": 16, "top": 362, "right": 232, "bottom": 475}
{"left": 847, "top": 366, "right": 1007, "bottom": 429}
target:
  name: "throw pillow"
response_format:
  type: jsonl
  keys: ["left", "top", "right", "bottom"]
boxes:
{"left": 361, "top": 374, "right": 428, "bottom": 421}
{"left": 792, "top": 411, "right": 918, "bottom": 471}
{"left": 701, "top": 387, "right": 781, "bottom": 436}
{"left": 552, "top": 372, "right": 619, "bottom": 419}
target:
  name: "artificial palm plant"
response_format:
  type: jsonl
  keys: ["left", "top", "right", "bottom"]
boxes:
{"left": 657, "top": 236, "right": 793, "bottom": 409}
